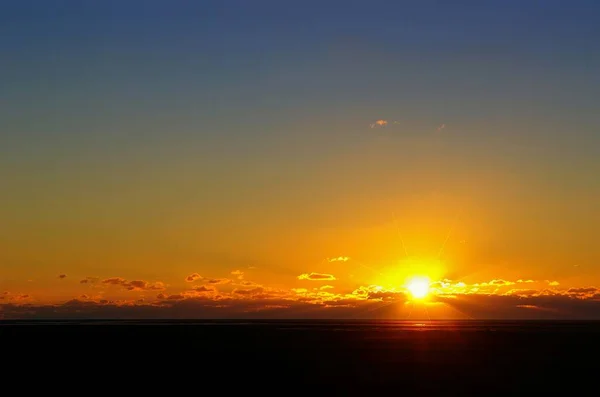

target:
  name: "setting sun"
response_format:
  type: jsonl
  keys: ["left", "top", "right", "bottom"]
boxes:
{"left": 406, "top": 276, "right": 431, "bottom": 300}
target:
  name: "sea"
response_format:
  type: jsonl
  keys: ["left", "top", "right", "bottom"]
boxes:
{"left": 1, "top": 319, "right": 597, "bottom": 394}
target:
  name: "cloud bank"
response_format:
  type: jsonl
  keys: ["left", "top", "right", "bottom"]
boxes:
{"left": 2, "top": 273, "right": 600, "bottom": 320}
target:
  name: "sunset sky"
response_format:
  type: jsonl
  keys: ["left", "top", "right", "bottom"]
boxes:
{"left": 2, "top": 0, "right": 600, "bottom": 319}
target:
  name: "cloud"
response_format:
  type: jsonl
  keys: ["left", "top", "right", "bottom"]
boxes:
{"left": 240, "top": 281, "right": 261, "bottom": 287}
{"left": 193, "top": 285, "right": 216, "bottom": 293}
{"left": 233, "top": 287, "right": 265, "bottom": 296}
{"left": 185, "top": 273, "right": 203, "bottom": 283}
{"left": 58, "top": 274, "right": 67, "bottom": 279}
{"left": 0, "top": 283, "right": 385, "bottom": 319}
{"left": 0, "top": 297, "right": 366, "bottom": 320}
{"left": 327, "top": 256, "right": 350, "bottom": 262}
{"left": 156, "top": 293, "right": 188, "bottom": 301}
{"left": 206, "top": 278, "right": 231, "bottom": 285}
{"left": 369, "top": 119, "right": 448, "bottom": 133}
{"left": 231, "top": 270, "right": 244, "bottom": 280}
{"left": 4, "top": 283, "right": 600, "bottom": 320}
{"left": 0, "top": 292, "right": 31, "bottom": 303}
{"left": 101, "top": 277, "right": 166, "bottom": 291}
{"left": 428, "top": 278, "right": 558, "bottom": 295}
{"left": 433, "top": 293, "right": 600, "bottom": 319}
{"left": 185, "top": 273, "right": 231, "bottom": 284}
{"left": 80, "top": 277, "right": 99, "bottom": 284}
{"left": 369, "top": 119, "right": 388, "bottom": 128}
{"left": 504, "top": 289, "right": 539, "bottom": 297}
{"left": 4, "top": 273, "right": 600, "bottom": 320}
{"left": 297, "top": 273, "right": 337, "bottom": 281}
{"left": 566, "top": 287, "right": 599, "bottom": 298}
{"left": 472, "top": 279, "right": 515, "bottom": 287}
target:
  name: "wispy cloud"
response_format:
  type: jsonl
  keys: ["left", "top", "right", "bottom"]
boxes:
{"left": 297, "top": 273, "right": 337, "bottom": 281}
{"left": 368, "top": 119, "right": 447, "bottom": 133}
{"left": 369, "top": 119, "right": 388, "bottom": 128}
{"left": 327, "top": 256, "right": 350, "bottom": 262}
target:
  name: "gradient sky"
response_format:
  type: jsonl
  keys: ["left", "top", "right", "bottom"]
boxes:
{"left": 2, "top": 0, "right": 600, "bottom": 319}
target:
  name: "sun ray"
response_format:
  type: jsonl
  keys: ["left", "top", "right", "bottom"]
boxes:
{"left": 437, "top": 208, "right": 463, "bottom": 259}
{"left": 393, "top": 211, "right": 409, "bottom": 258}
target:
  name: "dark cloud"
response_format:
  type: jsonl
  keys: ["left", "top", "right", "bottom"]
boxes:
{"left": 0, "top": 292, "right": 31, "bottom": 302}
{"left": 80, "top": 277, "right": 99, "bottom": 284}
{"left": 0, "top": 297, "right": 378, "bottom": 320}
{"left": 102, "top": 277, "right": 126, "bottom": 286}
{"left": 433, "top": 293, "right": 600, "bottom": 319}
{"left": 100, "top": 277, "right": 166, "bottom": 291}
{"left": 206, "top": 278, "right": 231, "bottom": 285}
{"left": 567, "top": 287, "right": 598, "bottom": 297}
{"left": 367, "top": 290, "right": 408, "bottom": 301}
{"left": 58, "top": 274, "right": 67, "bottom": 279}
{"left": 193, "top": 285, "right": 216, "bottom": 293}
{"left": 185, "top": 273, "right": 203, "bottom": 283}
{"left": 3, "top": 289, "right": 600, "bottom": 320}
{"left": 240, "top": 281, "right": 260, "bottom": 287}
{"left": 232, "top": 287, "right": 265, "bottom": 296}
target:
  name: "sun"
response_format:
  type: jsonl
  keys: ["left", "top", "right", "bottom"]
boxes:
{"left": 406, "top": 276, "right": 430, "bottom": 300}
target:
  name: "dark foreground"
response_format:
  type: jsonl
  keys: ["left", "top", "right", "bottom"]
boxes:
{"left": 2, "top": 320, "right": 598, "bottom": 394}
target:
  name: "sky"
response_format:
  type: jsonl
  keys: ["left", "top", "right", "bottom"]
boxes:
{"left": 2, "top": 0, "right": 600, "bottom": 319}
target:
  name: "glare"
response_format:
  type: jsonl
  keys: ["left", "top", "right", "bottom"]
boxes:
{"left": 406, "top": 276, "right": 430, "bottom": 299}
